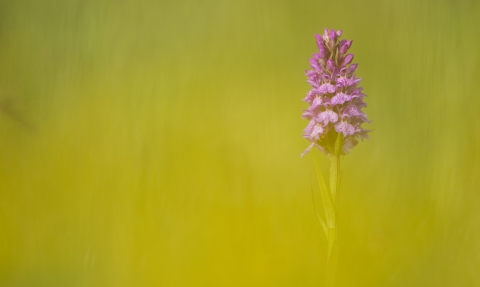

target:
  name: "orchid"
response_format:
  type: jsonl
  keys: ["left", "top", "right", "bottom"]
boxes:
{"left": 302, "top": 28, "right": 369, "bottom": 156}
{"left": 302, "top": 29, "right": 371, "bottom": 285}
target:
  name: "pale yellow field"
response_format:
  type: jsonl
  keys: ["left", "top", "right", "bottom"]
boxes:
{"left": 1, "top": 0, "right": 479, "bottom": 286}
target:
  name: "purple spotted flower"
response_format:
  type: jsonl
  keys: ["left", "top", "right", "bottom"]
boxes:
{"left": 302, "top": 29, "right": 370, "bottom": 156}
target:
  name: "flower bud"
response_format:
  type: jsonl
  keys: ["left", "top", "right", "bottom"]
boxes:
{"left": 326, "top": 59, "right": 336, "bottom": 73}
{"left": 340, "top": 40, "right": 353, "bottom": 54}
{"left": 342, "top": 54, "right": 354, "bottom": 67}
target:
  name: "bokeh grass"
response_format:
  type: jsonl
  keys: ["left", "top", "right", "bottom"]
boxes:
{"left": 0, "top": 0, "right": 479, "bottom": 286}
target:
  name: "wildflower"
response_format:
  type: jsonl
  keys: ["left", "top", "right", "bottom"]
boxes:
{"left": 302, "top": 29, "right": 369, "bottom": 155}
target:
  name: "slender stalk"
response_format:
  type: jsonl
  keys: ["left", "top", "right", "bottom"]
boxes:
{"left": 312, "top": 156, "right": 336, "bottom": 232}
{"left": 326, "top": 153, "right": 340, "bottom": 261}
{"left": 325, "top": 134, "right": 343, "bottom": 286}
{"left": 329, "top": 153, "right": 340, "bottom": 206}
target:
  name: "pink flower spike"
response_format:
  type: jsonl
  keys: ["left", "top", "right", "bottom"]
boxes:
{"left": 302, "top": 29, "right": 369, "bottom": 155}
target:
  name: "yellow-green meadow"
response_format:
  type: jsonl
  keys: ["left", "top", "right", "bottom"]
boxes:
{"left": 1, "top": 0, "right": 479, "bottom": 286}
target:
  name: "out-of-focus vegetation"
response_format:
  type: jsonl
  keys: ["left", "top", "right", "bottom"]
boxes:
{"left": 0, "top": 0, "right": 479, "bottom": 286}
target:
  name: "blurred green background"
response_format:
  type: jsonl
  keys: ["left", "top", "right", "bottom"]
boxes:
{"left": 0, "top": 0, "right": 479, "bottom": 286}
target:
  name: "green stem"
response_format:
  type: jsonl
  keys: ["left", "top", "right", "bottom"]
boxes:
{"left": 330, "top": 153, "right": 340, "bottom": 206}
{"left": 326, "top": 134, "right": 343, "bottom": 285}
{"left": 326, "top": 153, "right": 340, "bottom": 262}
{"left": 311, "top": 134, "right": 344, "bottom": 285}
{"left": 331, "top": 133, "right": 343, "bottom": 204}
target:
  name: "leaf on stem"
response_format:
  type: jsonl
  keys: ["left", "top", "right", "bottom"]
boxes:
{"left": 311, "top": 155, "right": 335, "bottom": 229}
{"left": 310, "top": 177, "right": 328, "bottom": 238}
